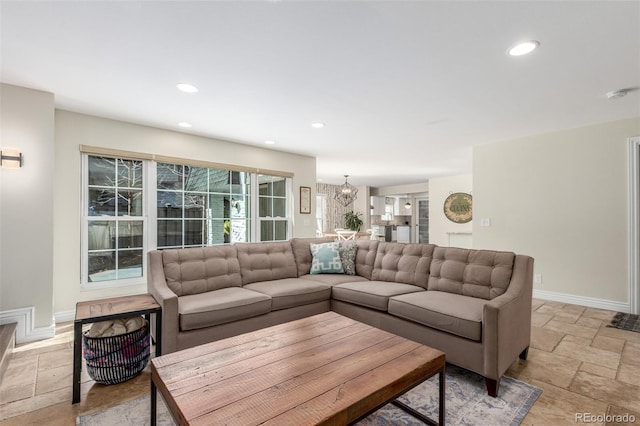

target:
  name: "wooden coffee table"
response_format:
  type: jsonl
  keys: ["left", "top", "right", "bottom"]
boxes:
{"left": 150, "top": 311, "right": 445, "bottom": 425}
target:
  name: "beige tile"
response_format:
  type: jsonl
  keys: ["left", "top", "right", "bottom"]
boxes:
{"left": 622, "top": 341, "right": 640, "bottom": 366}
{"left": 617, "top": 363, "right": 640, "bottom": 387}
{"left": 35, "top": 364, "right": 72, "bottom": 395}
{"left": 562, "top": 334, "right": 593, "bottom": 347}
{"left": 531, "top": 312, "right": 553, "bottom": 327}
{"left": 553, "top": 340, "right": 621, "bottom": 369}
{"left": 598, "top": 326, "right": 640, "bottom": 344}
{"left": 605, "top": 405, "right": 640, "bottom": 426}
{"left": 561, "top": 303, "right": 588, "bottom": 314}
{"left": 570, "top": 371, "right": 640, "bottom": 413}
{"left": 37, "top": 348, "right": 72, "bottom": 370}
{"left": 531, "top": 326, "right": 564, "bottom": 351}
{"left": 545, "top": 320, "right": 599, "bottom": 340}
{"left": 576, "top": 316, "right": 604, "bottom": 329}
{"left": 592, "top": 335, "right": 626, "bottom": 354}
{"left": 582, "top": 307, "right": 616, "bottom": 322}
{"left": 507, "top": 348, "right": 581, "bottom": 389}
{"left": 0, "top": 357, "right": 37, "bottom": 405}
{"left": 522, "top": 378, "right": 608, "bottom": 426}
{"left": 579, "top": 362, "right": 617, "bottom": 379}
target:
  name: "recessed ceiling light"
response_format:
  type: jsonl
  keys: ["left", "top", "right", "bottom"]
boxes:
{"left": 178, "top": 122, "right": 192, "bottom": 128}
{"left": 311, "top": 122, "right": 325, "bottom": 128}
{"left": 507, "top": 40, "right": 540, "bottom": 56}
{"left": 264, "top": 140, "right": 276, "bottom": 145}
{"left": 176, "top": 83, "right": 199, "bottom": 93}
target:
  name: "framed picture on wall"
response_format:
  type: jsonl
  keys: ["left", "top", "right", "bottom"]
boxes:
{"left": 300, "top": 186, "right": 311, "bottom": 214}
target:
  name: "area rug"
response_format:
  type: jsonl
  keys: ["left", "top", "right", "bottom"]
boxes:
{"left": 607, "top": 312, "right": 640, "bottom": 333}
{"left": 77, "top": 365, "right": 541, "bottom": 426}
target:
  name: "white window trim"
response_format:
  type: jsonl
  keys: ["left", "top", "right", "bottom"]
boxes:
{"left": 80, "top": 154, "right": 149, "bottom": 290}
{"left": 80, "top": 154, "right": 294, "bottom": 288}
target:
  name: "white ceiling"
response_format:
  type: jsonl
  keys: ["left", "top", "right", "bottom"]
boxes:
{"left": 1, "top": 1, "right": 639, "bottom": 187}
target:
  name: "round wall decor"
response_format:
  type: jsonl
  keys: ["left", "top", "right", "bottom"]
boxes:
{"left": 443, "top": 192, "right": 472, "bottom": 223}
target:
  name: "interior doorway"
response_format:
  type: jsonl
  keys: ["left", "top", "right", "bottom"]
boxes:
{"left": 629, "top": 136, "right": 640, "bottom": 314}
{"left": 415, "top": 197, "right": 429, "bottom": 244}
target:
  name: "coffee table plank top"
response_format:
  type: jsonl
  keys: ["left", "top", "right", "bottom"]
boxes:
{"left": 151, "top": 312, "right": 445, "bottom": 426}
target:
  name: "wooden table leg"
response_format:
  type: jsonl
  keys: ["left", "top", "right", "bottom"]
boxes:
{"left": 72, "top": 321, "right": 82, "bottom": 404}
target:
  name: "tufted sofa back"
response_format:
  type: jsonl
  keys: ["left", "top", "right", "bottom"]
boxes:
{"left": 354, "top": 239, "right": 379, "bottom": 279}
{"left": 371, "top": 243, "right": 436, "bottom": 288}
{"left": 291, "top": 237, "right": 335, "bottom": 276}
{"left": 428, "top": 247, "right": 515, "bottom": 299}
{"left": 161, "top": 246, "right": 241, "bottom": 297}
{"left": 236, "top": 241, "right": 298, "bottom": 285}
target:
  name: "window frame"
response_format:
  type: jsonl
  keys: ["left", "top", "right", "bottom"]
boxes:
{"left": 79, "top": 146, "right": 295, "bottom": 289}
{"left": 81, "top": 154, "right": 149, "bottom": 290}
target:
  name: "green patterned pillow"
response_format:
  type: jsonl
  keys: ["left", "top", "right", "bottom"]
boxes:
{"left": 310, "top": 242, "right": 344, "bottom": 274}
{"left": 339, "top": 242, "right": 357, "bottom": 275}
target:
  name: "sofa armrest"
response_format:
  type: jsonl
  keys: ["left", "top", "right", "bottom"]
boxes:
{"left": 147, "top": 250, "right": 179, "bottom": 354}
{"left": 482, "top": 254, "right": 534, "bottom": 380}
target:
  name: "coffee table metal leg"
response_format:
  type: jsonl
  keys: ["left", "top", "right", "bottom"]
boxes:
{"left": 439, "top": 366, "right": 445, "bottom": 425}
{"left": 72, "top": 321, "right": 82, "bottom": 404}
{"left": 390, "top": 365, "right": 445, "bottom": 426}
{"left": 151, "top": 378, "right": 157, "bottom": 426}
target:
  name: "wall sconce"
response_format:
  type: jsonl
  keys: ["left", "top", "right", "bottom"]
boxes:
{"left": 0, "top": 149, "right": 23, "bottom": 168}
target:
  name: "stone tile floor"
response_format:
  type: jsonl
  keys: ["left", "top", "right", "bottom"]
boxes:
{"left": 0, "top": 299, "right": 638, "bottom": 425}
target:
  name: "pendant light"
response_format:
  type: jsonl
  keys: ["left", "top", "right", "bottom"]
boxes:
{"left": 335, "top": 175, "right": 358, "bottom": 207}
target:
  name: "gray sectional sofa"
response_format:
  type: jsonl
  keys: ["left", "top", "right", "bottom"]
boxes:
{"left": 147, "top": 237, "right": 534, "bottom": 396}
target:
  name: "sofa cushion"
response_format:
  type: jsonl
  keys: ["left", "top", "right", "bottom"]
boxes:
{"left": 161, "top": 246, "right": 241, "bottom": 296}
{"left": 371, "top": 243, "right": 435, "bottom": 288}
{"left": 236, "top": 241, "right": 298, "bottom": 285}
{"left": 310, "top": 242, "right": 344, "bottom": 274}
{"left": 300, "top": 274, "right": 369, "bottom": 286}
{"left": 332, "top": 281, "right": 424, "bottom": 311}
{"left": 428, "top": 247, "right": 515, "bottom": 299}
{"left": 291, "top": 237, "right": 334, "bottom": 276}
{"left": 339, "top": 241, "right": 357, "bottom": 275}
{"left": 244, "top": 278, "right": 331, "bottom": 310}
{"left": 354, "top": 239, "right": 379, "bottom": 279}
{"left": 388, "top": 291, "right": 487, "bottom": 341}
{"left": 178, "top": 287, "right": 272, "bottom": 331}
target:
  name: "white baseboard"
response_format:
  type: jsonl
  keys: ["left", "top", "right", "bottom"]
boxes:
{"left": 0, "top": 307, "right": 55, "bottom": 344}
{"left": 54, "top": 310, "right": 76, "bottom": 324}
{"left": 533, "top": 289, "right": 629, "bottom": 313}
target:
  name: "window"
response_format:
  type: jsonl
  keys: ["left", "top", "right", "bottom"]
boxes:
{"left": 316, "top": 194, "right": 326, "bottom": 236}
{"left": 83, "top": 155, "right": 145, "bottom": 286}
{"left": 156, "top": 163, "right": 250, "bottom": 248}
{"left": 258, "top": 174, "right": 290, "bottom": 241}
{"left": 81, "top": 149, "right": 292, "bottom": 287}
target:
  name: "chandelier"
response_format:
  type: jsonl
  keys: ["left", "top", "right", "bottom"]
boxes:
{"left": 335, "top": 175, "right": 358, "bottom": 207}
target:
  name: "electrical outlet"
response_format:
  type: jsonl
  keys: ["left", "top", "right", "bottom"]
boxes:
{"left": 534, "top": 274, "right": 542, "bottom": 285}
{"left": 480, "top": 218, "right": 491, "bottom": 227}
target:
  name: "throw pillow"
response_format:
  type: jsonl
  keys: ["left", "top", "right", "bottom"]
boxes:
{"left": 339, "top": 242, "right": 357, "bottom": 276}
{"left": 310, "top": 242, "right": 344, "bottom": 274}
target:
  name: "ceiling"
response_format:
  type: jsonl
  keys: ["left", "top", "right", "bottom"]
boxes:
{"left": 1, "top": 1, "right": 639, "bottom": 187}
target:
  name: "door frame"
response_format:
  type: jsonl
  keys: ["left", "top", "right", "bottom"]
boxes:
{"left": 414, "top": 197, "right": 429, "bottom": 244}
{"left": 629, "top": 137, "right": 640, "bottom": 314}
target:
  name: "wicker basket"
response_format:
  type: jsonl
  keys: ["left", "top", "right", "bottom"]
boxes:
{"left": 82, "top": 319, "right": 150, "bottom": 385}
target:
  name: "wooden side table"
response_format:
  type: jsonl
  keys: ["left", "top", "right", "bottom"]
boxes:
{"left": 73, "top": 294, "right": 162, "bottom": 404}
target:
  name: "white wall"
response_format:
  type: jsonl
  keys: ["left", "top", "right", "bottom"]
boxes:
{"left": 0, "top": 84, "right": 55, "bottom": 331}
{"left": 52, "top": 111, "right": 317, "bottom": 316}
{"left": 428, "top": 175, "right": 473, "bottom": 247}
{"left": 473, "top": 117, "right": 640, "bottom": 309}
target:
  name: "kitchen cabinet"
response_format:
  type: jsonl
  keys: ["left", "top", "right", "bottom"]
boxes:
{"left": 393, "top": 197, "right": 412, "bottom": 215}
{"left": 371, "top": 196, "right": 386, "bottom": 215}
